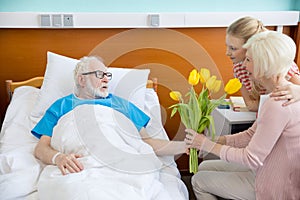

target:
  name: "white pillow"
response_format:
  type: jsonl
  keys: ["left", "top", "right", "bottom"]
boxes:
{"left": 30, "top": 52, "right": 78, "bottom": 120}
{"left": 30, "top": 51, "right": 150, "bottom": 120}
{"left": 108, "top": 67, "right": 150, "bottom": 109}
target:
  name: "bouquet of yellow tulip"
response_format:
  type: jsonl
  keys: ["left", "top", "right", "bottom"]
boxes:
{"left": 169, "top": 68, "right": 242, "bottom": 174}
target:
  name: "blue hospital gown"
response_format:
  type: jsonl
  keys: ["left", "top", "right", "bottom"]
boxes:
{"left": 31, "top": 93, "right": 150, "bottom": 139}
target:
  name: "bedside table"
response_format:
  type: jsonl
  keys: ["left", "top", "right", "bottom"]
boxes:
{"left": 212, "top": 107, "right": 257, "bottom": 135}
{"left": 203, "top": 107, "right": 257, "bottom": 160}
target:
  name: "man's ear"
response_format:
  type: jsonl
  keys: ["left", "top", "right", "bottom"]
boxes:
{"left": 78, "top": 75, "right": 86, "bottom": 87}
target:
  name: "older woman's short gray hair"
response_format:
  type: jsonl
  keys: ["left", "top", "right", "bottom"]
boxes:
{"left": 243, "top": 31, "right": 296, "bottom": 79}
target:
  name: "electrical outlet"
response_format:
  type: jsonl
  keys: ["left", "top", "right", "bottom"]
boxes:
{"left": 63, "top": 14, "right": 73, "bottom": 27}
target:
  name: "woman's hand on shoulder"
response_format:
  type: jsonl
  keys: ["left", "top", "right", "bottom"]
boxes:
{"left": 271, "top": 84, "right": 300, "bottom": 106}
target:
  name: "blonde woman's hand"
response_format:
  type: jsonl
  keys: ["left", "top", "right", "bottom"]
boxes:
{"left": 271, "top": 84, "right": 300, "bottom": 106}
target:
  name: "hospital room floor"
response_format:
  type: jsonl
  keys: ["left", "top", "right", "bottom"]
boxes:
{"left": 181, "top": 174, "right": 196, "bottom": 200}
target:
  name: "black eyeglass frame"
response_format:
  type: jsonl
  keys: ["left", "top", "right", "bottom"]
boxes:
{"left": 81, "top": 70, "right": 112, "bottom": 80}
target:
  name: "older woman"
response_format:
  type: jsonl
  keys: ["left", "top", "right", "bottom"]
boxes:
{"left": 186, "top": 31, "right": 300, "bottom": 200}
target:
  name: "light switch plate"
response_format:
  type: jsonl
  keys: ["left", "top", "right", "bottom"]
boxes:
{"left": 40, "top": 14, "right": 51, "bottom": 27}
{"left": 52, "top": 14, "right": 62, "bottom": 27}
{"left": 149, "top": 14, "right": 160, "bottom": 27}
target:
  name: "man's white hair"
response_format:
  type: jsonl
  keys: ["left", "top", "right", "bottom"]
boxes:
{"left": 73, "top": 56, "right": 105, "bottom": 94}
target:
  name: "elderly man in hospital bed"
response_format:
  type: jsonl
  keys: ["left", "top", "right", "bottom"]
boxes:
{"left": 31, "top": 55, "right": 188, "bottom": 200}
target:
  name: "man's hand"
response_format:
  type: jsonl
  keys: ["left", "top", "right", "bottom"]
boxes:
{"left": 55, "top": 153, "right": 84, "bottom": 175}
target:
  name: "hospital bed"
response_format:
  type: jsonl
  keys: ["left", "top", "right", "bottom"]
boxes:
{"left": 0, "top": 51, "right": 188, "bottom": 200}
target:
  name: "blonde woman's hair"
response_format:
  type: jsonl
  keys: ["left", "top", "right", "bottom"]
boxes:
{"left": 226, "top": 16, "right": 268, "bottom": 43}
{"left": 243, "top": 31, "right": 296, "bottom": 79}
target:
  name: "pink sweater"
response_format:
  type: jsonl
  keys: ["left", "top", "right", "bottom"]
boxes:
{"left": 220, "top": 96, "right": 300, "bottom": 200}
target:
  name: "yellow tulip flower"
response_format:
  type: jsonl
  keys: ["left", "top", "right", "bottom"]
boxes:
{"left": 224, "top": 78, "right": 242, "bottom": 94}
{"left": 199, "top": 68, "right": 210, "bottom": 83}
{"left": 206, "top": 75, "right": 217, "bottom": 91}
{"left": 211, "top": 80, "right": 222, "bottom": 93}
{"left": 188, "top": 69, "right": 200, "bottom": 86}
{"left": 169, "top": 91, "right": 182, "bottom": 101}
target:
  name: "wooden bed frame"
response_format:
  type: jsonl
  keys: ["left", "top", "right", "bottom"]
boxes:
{"left": 6, "top": 77, "right": 158, "bottom": 101}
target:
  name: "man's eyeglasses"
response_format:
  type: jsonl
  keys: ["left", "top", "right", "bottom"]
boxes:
{"left": 81, "top": 70, "right": 112, "bottom": 80}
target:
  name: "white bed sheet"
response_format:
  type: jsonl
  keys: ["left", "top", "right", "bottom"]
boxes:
{"left": 0, "top": 86, "right": 188, "bottom": 200}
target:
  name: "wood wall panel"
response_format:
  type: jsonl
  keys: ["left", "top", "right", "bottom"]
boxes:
{"left": 294, "top": 22, "right": 300, "bottom": 65}
{"left": 0, "top": 27, "right": 298, "bottom": 171}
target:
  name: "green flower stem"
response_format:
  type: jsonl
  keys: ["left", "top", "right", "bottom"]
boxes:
{"left": 189, "top": 148, "right": 198, "bottom": 174}
{"left": 190, "top": 124, "right": 208, "bottom": 174}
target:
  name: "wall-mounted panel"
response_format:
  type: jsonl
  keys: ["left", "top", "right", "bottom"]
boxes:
{"left": 0, "top": 11, "right": 299, "bottom": 28}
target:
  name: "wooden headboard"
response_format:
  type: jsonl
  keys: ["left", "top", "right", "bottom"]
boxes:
{"left": 5, "top": 77, "right": 157, "bottom": 102}
{"left": 6, "top": 77, "right": 44, "bottom": 101}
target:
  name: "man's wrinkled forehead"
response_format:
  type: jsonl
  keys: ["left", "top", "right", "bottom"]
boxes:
{"left": 89, "top": 59, "right": 108, "bottom": 72}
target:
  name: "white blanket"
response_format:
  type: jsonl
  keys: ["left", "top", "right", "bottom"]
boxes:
{"left": 0, "top": 88, "right": 188, "bottom": 200}
{"left": 37, "top": 104, "right": 187, "bottom": 200}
